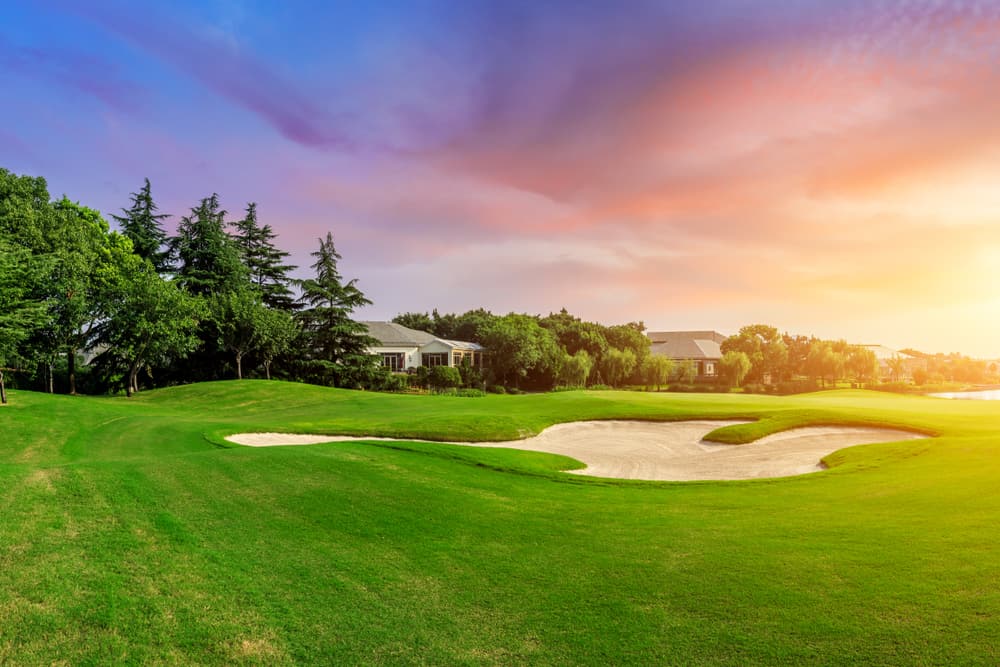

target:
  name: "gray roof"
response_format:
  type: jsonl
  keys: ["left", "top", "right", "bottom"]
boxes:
{"left": 362, "top": 321, "right": 436, "bottom": 346}
{"left": 363, "top": 321, "right": 483, "bottom": 351}
{"left": 647, "top": 331, "right": 726, "bottom": 360}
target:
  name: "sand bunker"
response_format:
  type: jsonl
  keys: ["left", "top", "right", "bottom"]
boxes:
{"left": 226, "top": 420, "right": 927, "bottom": 481}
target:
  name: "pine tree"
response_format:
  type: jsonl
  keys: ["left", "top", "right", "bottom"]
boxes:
{"left": 231, "top": 202, "right": 297, "bottom": 310}
{"left": 172, "top": 194, "right": 247, "bottom": 296}
{"left": 296, "top": 232, "right": 378, "bottom": 387}
{"left": 111, "top": 178, "right": 172, "bottom": 273}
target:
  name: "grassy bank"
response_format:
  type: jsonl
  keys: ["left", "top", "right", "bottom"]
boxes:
{"left": 1, "top": 381, "right": 998, "bottom": 664}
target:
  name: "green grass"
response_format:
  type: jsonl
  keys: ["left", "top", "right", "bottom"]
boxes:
{"left": 2, "top": 381, "right": 999, "bottom": 664}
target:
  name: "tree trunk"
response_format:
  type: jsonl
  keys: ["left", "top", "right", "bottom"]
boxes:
{"left": 1, "top": 370, "right": 6, "bottom": 404}
{"left": 236, "top": 352, "right": 243, "bottom": 380}
{"left": 126, "top": 363, "right": 137, "bottom": 398}
{"left": 264, "top": 359, "right": 271, "bottom": 381}
{"left": 48, "top": 363, "right": 54, "bottom": 394}
{"left": 68, "top": 346, "right": 77, "bottom": 395}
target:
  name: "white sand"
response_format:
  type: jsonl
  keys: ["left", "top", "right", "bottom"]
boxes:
{"left": 225, "top": 421, "right": 927, "bottom": 481}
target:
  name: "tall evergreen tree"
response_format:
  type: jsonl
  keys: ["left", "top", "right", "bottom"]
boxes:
{"left": 111, "top": 178, "right": 172, "bottom": 273}
{"left": 172, "top": 194, "right": 247, "bottom": 296}
{"left": 296, "top": 232, "right": 377, "bottom": 387}
{"left": 231, "top": 202, "right": 297, "bottom": 310}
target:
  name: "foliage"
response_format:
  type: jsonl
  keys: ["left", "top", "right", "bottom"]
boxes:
{"left": 231, "top": 202, "right": 297, "bottom": 311}
{"left": 558, "top": 350, "right": 593, "bottom": 387}
{"left": 721, "top": 324, "right": 788, "bottom": 384}
{"left": 479, "top": 313, "right": 560, "bottom": 389}
{"left": 640, "top": 355, "right": 674, "bottom": 390}
{"left": 110, "top": 178, "right": 172, "bottom": 273}
{"left": 718, "top": 350, "right": 751, "bottom": 388}
{"left": 428, "top": 365, "right": 462, "bottom": 390}
{"left": 172, "top": 193, "right": 247, "bottom": 296}
{"left": 296, "top": 233, "right": 378, "bottom": 387}
{"left": 600, "top": 347, "right": 637, "bottom": 388}
{"left": 674, "top": 359, "right": 697, "bottom": 385}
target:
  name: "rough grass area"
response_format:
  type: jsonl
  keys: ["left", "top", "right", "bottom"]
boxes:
{"left": 1, "top": 381, "right": 999, "bottom": 664}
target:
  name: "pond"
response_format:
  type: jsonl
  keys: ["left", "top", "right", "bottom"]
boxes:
{"left": 928, "top": 389, "right": 1000, "bottom": 400}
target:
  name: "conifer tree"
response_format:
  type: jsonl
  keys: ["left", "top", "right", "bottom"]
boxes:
{"left": 296, "top": 232, "right": 378, "bottom": 387}
{"left": 111, "top": 178, "right": 172, "bottom": 273}
{"left": 231, "top": 202, "right": 297, "bottom": 310}
{"left": 172, "top": 194, "right": 247, "bottom": 296}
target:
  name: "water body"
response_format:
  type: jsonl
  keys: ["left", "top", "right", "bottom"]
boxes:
{"left": 929, "top": 389, "right": 1000, "bottom": 400}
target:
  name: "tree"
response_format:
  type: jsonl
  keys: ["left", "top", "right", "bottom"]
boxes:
{"left": 41, "top": 198, "right": 112, "bottom": 394}
{"left": 296, "top": 232, "right": 378, "bottom": 387}
{"left": 90, "top": 247, "right": 202, "bottom": 397}
{"left": 0, "top": 242, "right": 48, "bottom": 403}
{"left": 231, "top": 202, "right": 297, "bottom": 310}
{"left": 605, "top": 322, "right": 650, "bottom": 383}
{"left": 479, "top": 313, "right": 559, "bottom": 388}
{"left": 845, "top": 346, "right": 879, "bottom": 385}
{"left": 718, "top": 350, "right": 751, "bottom": 388}
{"left": 111, "top": 178, "right": 172, "bottom": 273}
{"left": 600, "top": 347, "right": 637, "bottom": 388}
{"left": 212, "top": 288, "right": 270, "bottom": 380}
{"left": 721, "top": 325, "right": 788, "bottom": 384}
{"left": 887, "top": 355, "right": 907, "bottom": 383}
{"left": 558, "top": 350, "right": 593, "bottom": 387}
{"left": 393, "top": 311, "right": 435, "bottom": 333}
{"left": 256, "top": 307, "right": 299, "bottom": 380}
{"left": 173, "top": 194, "right": 247, "bottom": 296}
{"left": 640, "top": 355, "right": 673, "bottom": 391}
{"left": 674, "top": 359, "right": 697, "bottom": 385}
{"left": 805, "top": 340, "right": 845, "bottom": 387}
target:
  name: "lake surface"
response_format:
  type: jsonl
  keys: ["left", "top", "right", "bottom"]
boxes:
{"left": 929, "top": 389, "right": 1000, "bottom": 400}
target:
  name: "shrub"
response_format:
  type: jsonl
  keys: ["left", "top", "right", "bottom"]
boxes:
{"left": 428, "top": 365, "right": 462, "bottom": 390}
{"left": 453, "top": 388, "right": 486, "bottom": 398}
{"left": 486, "top": 385, "right": 506, "bottom": 394}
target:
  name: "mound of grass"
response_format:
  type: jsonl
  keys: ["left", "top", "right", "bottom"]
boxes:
{"left": 2, "top": 381, "right": 999, "bottom": 664}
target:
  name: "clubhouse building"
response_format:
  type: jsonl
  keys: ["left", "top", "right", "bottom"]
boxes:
{"left": 362, "top": 321, "right": 484, "bottom": 372}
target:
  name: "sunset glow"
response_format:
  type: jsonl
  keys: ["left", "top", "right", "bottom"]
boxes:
{"left": 4, "top": 1, "right": 1000, "bottom": 355}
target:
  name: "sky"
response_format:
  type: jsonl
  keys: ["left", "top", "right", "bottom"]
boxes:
{"left": 3, "top": 1, "right": 1000, "bottom": 357}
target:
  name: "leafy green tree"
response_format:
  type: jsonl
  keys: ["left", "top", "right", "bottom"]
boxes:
{"left": 111, "top": 178, "right": 172, "bottom": 273}
{"left": 256, "top": 307, "right": 299, "bottom": 380}
{"left": 39, "top": 198, "right": 113, "bottom": 394}
{"left": 231, "top": 202, "right": 297, "bottom": 310}
{"left": 845, "top": 346, "right": 879, "bottom": 384}
{"left": 173, "top": 194, "right": 247, "bottom": 296}
{"left": 674, "top": 359, "right": 697, "bottom": 385}
{"left": 605, "top": 322, "right": 650, "bottom": 383}
{"left": 719, "top": 350, "right": 751, "bottom": 388}
{"left": 887, "top": 355, "right": 907, "bottom": 383}
{"left": 0, "top": 242, "right": 48, "bottom": 403}
{"left": 641, "top": 355, "right": 674, "bottom": 391}
{"left": 91, "top": 245, "right": 202, "bottom": 396}
{"left": 721, "top": 325, "right": 788, "bottom": 384}
{"left": 392, "top": 311, "right": 435, "bottom": 333}
{"left": 805, "top": 340, "right": 845, "bottom": 387}
{"left": 480, "top": 313, "right": 559, "bottom": 388}
{"left": 558, "top": 349, "right": 593, "bottom": 387}
{"left": 0, "top": 167, "right": 54, "bottom": 253}
{"left": 212, "top": 288, "right": 271, "bottom": 380}
{"left": 540, "top": 309, "right": 609, "bottom": 360}
{"left": 297, "top": 232, "right": 378, "bottom": 387}
{"left": 600, "top": 347, "right": 637, "bottom": 388}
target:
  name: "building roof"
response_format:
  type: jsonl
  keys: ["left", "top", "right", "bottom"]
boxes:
{"left": 363, "top": 321, "right": 437, "bottom": 346}
{"left": 860, "top": 344, "right": 917, "bottom": 361}
{"left": 363, "top": 321, "right": 483, "bottom": 351}
{"left": 647, "top": 331, "right": 726, "bottom": 360}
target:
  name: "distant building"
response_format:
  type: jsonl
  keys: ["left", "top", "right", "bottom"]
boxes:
{"left": 859, "top": 344, "right": 920, "bottom": 380}
{"left": 362, "top": 321, "right": 483, "bottom": 372}
{"left": 646, "top": 330, "right": 726, "bottom": 380}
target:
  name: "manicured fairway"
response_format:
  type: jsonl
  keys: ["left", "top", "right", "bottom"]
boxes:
{"left": 2, "top": 381, "right": 999, "bottom": 664}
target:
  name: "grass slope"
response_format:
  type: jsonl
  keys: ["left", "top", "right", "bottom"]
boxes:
{"left": 1, "top": 381, "right": 999, "bottom": 665}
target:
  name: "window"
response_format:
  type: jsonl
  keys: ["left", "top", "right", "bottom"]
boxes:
{"left": 422, "top": 353, "right": 448, "bottom": 367}
{"left": 704, "top": 362, "right": 715, "bottom": 376}
{"left": 380, "top": 353, "right": 404, "bottom": 372}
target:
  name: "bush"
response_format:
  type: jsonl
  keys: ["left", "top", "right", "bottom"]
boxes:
{"left": 769, "top": 379, "right": 820, "bottom": 395}
{"left": 374, "top": 373, "right": 409, "bottom": 393}
{"left": 428, "top": 365, "right": 461, "bottom": 390}
{"left": 587, "top": 384, "right": 612, "bottom": 391}
{"left": 453, "top": 388, "right": 485, "bottom": 398}
{"left": 486, "top": 385, "right": 506, "bottom": 394}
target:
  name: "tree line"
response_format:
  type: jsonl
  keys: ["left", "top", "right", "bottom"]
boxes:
{"left": 0, "top": 167, "right": 380, "bottom": 401}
